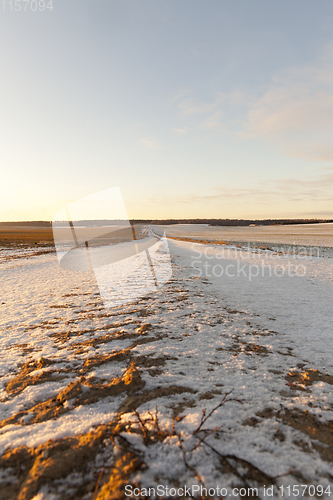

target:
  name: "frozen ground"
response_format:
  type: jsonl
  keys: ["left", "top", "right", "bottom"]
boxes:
{"left": 0, "top": 226, "right": 332, "bottom": 499}
{"left": 163, "top": 222, "right": 333, "bottom": 250}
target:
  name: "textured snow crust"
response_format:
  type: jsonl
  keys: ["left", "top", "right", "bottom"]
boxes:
{"left": 0, "top": 229, "right": 332, "bottom": 498}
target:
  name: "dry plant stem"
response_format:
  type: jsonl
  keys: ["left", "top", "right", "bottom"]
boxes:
{"left": 202, "top": 438, "right": 276, "bottom": 493}
{"left": 153, "top": 406, "right": 163, "bottom": 438}
{"left": 193, "top": 390, "right": 234, "bottom": 435}
{"left": 134, "top": 410, "right": 150, "bottom": 444}
{"left": 188, "top": 392, "right": 278, "bottom": 498}
{"left": 93, "top": 468, "right": 104, "bottom": 500}
{"left": 172, "top": 416, "right": 177, "bottom": 436}
{"left": 191, "top": 426, "right": 221, "bottom": 451}
{"left": 114, "top": 433, "right": 145, "bottom": 460}
{"left": 178, "top": 437, "right": 203, "bottom": 499}
{"left": 94, "top": 394, "right": 277, "bottom": 499}
{"left": 147, "top": 406, "right": 164, "bottom": 440}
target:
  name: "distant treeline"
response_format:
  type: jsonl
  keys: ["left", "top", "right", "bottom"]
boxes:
{"left": 1, "top": 218, "right": 332, "bottom": 227}
{"left": 0, "top": 220, "right": 127, "bottom": 227}
{"left": 130, "top": 218, "right": 333, "bottom": 226}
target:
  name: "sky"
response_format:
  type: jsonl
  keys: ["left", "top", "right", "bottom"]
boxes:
{"left": 1, "top": 0, "right": 333, "bottom": 221}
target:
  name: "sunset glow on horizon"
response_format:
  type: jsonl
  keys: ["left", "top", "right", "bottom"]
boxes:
{"left": 1, "top": 0, "right": 333, "bottom": 221}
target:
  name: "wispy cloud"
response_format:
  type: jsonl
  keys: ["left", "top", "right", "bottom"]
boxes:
{"left": 171, "top": 127, "right": 188, "bottom": 134}
{"left": 173, "top": 89, "right": 249, "bottom": 119}
{"left": 245, "top": 90, "right": 333, "bottom": 138}
{"left": 145, "top": 168, "right": 333, "bottom": 208}
{"left": 169, "top": 87, "right": 194, "bottom": 105}
{"left": 200, "top": 111, "right": 226, "bottom": 132}
{"left": 286, "top": 144, "right": 333, "bottom": 163}
{"left": 171, "top": 47, "right": 333, "bottom": 163}
{"left": 238, "top": 54, "right": 333, "bottom": 156}
{"left": 140, "top": 137, "right": 159, "bottom": 150}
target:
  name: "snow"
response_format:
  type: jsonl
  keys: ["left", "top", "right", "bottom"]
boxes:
{"left": 0, "top": 401, "right": 118, "bottom": 454}
{"left": 162, "top": 222, "right": 333, "bottom": 248}
{"left": 0, "top": 225, "right": 333, "bottom": 496}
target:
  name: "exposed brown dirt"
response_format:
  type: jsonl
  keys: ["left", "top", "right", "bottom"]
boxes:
{"left": 254, "top": 407, "right": 333, "bottom": 463}
{"left": 171, "top": 399, "right": 198, "bottom": 416}
{"left": 118, "top": 385, "right": 196, "bottom": 414}
{"left": 49, "top": 320, "right": 143, "bottom": 345}
{"left": 4, "top": 358, "right": 65, "bottom": 397}
{"left": 5, "top": 343, "right": 35, "bottom": 354}
{"left": 285, "top": 369, "right": 333, "bottom": 390}
{"left": 0, "top": 420, "right": 120, "bottom": 500}
{"left": 199, "top": 390, "right": 223, "bottom": 401}
{"left": 167, "top": 236, "right": 227, "bottom": 246}
{"left": 0, "top": 391, "right": 201, "bottom": 500}
{"left": 217, "top": 341, "right": 271, "bottom": 356}
{"left": 0, "top": 227, "right": 54, "bottom": 247}
{"left": 0, "top": 361, "right": 145, "bottom": 429}
{"left": 1, "top": 351, "right": 193, "bottom": 433}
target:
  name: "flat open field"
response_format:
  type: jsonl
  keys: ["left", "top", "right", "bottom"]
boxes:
{"left": 0, "top": 224, "right": 332, "bottom": 499}
{"left": 162, "top": 222, "right": 333, "bottom": 248}
{"left": 1, "top": 222, "right": 332, "bottom": 248}
{"left": 0, "top": 226, "right": 55, "bottom": 247}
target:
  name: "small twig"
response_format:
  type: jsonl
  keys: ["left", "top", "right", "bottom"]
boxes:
{"left": 92, "top": 467, "right": 104, "bottom": 500}
{"left": 179, "top": 436, "right": 204, "bottom": 489}
{"left": 154, "top": 405, "right": 163, "bottom": 438}
{"left": 275, "top": 469, "right": 292, "bottom": 478}
{"left": 172, "top": 416, "right": 176, "bottom": 435}
{"left": 200, "top": 436, "right": 275, "bottom": 492}
{"left": 194, "top": 391, "right": 234, "bottom": 435}
{"left": 134, "top": 410, "right": 150, "bottom": 444}
{"left": 146, "top": 409, "right": 155, "bottom": 424}
{"left": 112, "top": 433, "right": 144, "bottom": 458}
{"left": 191, "top": 426, "right": 222, "bottom": 451}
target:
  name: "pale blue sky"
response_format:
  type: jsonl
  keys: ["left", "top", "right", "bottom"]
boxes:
{"left": 1, "top": 0, "right": 333, "bottom": 220}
